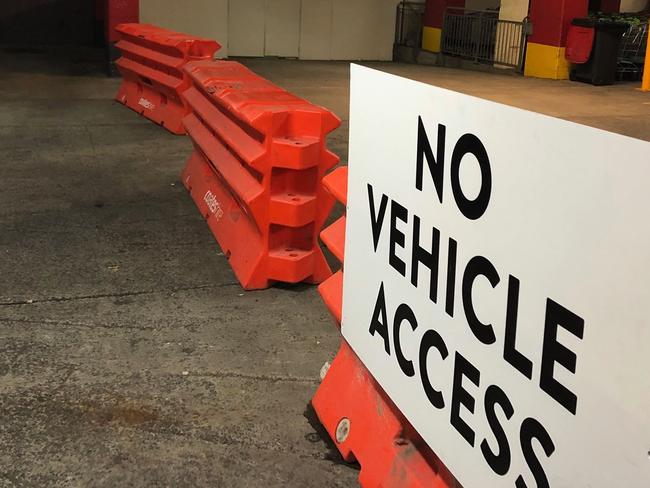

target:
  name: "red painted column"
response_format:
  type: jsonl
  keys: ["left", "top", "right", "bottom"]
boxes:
{"left": 524, "top": 0, "right": 589, "bottom": 79}
{"left": 422, "top": 0, "right": 465, "bottom": 52}
{"left": 106, "top": 0, "right": 139, "bottom": 43}
{"left": 106, "top": 0, "right": 139, "bottom": 76}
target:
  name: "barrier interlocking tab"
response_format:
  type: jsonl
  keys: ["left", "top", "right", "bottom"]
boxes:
{"left": 180, "top": 60, "right": 341, "bottom": 290}
{"left": 114, "top": 23, "right": 221, "bottom": 134}
{"left": 312, "top": 167, "right": 459, "bottom": 488}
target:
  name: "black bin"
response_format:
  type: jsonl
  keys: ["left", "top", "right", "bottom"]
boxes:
{"left": 569, "top": 18, "right": 629, "bottom": 86}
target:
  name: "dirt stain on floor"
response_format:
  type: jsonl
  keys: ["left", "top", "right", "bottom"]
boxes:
{"left": 81, "top": 400, "right": 158, "bottom": 426}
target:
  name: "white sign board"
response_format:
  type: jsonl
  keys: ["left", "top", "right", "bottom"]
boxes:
{"left": 342, "top": 65, "right": 650, "bottom": 488}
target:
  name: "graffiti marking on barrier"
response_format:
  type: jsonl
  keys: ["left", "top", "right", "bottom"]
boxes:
{"left": 204, "top": 191, "right": 224, "bottom": 221}
{"left": 138, "top": 97, "right": 155, "bottom": 110}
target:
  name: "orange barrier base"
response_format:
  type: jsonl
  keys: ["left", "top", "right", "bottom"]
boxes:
{"left": 116, "top": 81, "right": 185, "bottom": 134}
{"left": 313, "top": 342, "right": 457, "bottom": 488}
{"left": 312, "top": 166, "right": 458, "bottom": 487}
{"left": 181, "top": 150, "right": 333, "bottom": 290}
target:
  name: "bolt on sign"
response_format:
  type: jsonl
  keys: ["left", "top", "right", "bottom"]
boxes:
{"left": 342, "top": 65, "right": 650, "bottom": 487}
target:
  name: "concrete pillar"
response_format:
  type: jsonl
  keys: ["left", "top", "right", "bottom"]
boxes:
{"left": 619, "top": 0, "right": 648, "bottom": 11}
{"left": 422, "top": 0, "right": 465, "bottom": 52}
{"left": 499, "top": 0, "right": 530, "bottom": 20}
{"left": 524, "top": 0, "right": 588, "bottom": 79}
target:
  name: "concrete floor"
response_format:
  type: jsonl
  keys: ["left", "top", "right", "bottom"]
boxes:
{"left": 0, "top": 46, "right": 648, "bottom": 488}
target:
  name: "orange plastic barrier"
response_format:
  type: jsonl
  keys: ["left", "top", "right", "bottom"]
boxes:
{"left": 114, "top": 23, "right": 221, "bottom": 134}
{"left": 312, "top": 167, "right": 459, "bottom": 488}
{"left": 180, "top": 61, "right": 341, "bottom": 290}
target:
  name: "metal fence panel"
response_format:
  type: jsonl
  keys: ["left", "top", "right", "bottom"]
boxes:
{"left": 395, "top": 1, "right": 425, "bottom": 48}
{"left": 441, "top": 7, "right": 528, "bottom": 70}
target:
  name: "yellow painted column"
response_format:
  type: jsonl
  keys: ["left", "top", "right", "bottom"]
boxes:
{"left": 524, "top": 43, "right": 571, "bottom": 79}
{"left": 422, "top": 26, "right": 442, "bottom": 53}
{"left": 642, "top": 21, "right": 650, "bottom": 92}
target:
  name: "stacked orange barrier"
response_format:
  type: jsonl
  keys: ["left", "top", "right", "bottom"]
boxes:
{"left": 312, "top": 167, "right": 459, "bottom": 488}
{"left": 180, "top": 61, "right": 341, "bottom": 290}
{"left": 114, "top": 24, "right": 221, "bottom": 134}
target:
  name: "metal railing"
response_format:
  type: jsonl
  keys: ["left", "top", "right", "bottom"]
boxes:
{"left": 395, "top": 1, "right": 425, "bottom": 49}
{"left": 441, "top": 7, "right": 530, "bottom": 70}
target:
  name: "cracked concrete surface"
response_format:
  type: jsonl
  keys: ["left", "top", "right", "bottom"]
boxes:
{"left": 0, "top": 46, "right": 648, "bottom": 488}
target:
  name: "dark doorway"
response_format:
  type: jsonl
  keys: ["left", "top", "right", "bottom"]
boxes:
{"left": 0, "top": 1, "right": 98, "bottom": 46}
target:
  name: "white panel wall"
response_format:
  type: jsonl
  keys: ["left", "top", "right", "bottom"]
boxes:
{"left": 141, "top": 0, "right": 403, "bottom": 60}
{"left": 304, "top": 0, "right": 401, "bottom": 60}
{"left": 265, "top": 0, "right": 301, "bottom": 57}
{"left": 331, "top": 1, "right": 375, "bottom": 60}
{"left": 140, "top": 0, "right": 229, "bottom": 58}
{"left": 299, "top": 0, "right": 333, "bottom": 59}
{"left": 229, "top": 0, "right": 266, "bottom": 56}
{"left": 331, "top": 0, "right": 382, "bottom": 60}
